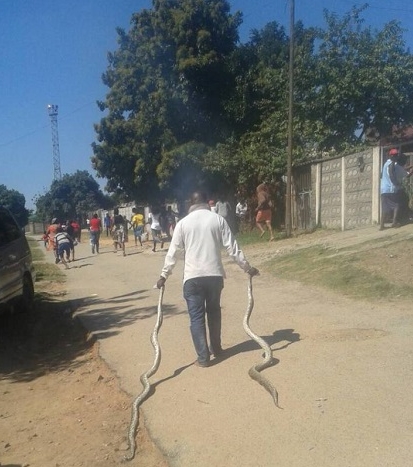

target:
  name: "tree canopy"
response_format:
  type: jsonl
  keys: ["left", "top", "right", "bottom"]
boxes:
{"left": 0, "top": 185, "right": 29, "bottom": 227}
{"left": 34, "top": 171, "right": 112, "bottom": 223}
{"left": 92, "top": 2, "right": 413, "bottom": 203}
{"left": 92, "top": 0, "right": 241, "bottom": 203}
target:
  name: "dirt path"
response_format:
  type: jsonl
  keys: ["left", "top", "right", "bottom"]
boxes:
{"left": 2, "top": 225, "right": 413, "bottom": 466}
{"left": 62, "top": 227, "right": 413, "bottom": 467}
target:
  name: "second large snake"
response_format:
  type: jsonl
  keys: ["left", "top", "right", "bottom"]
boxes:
{"left": 243, "top": 275, "right": 280, "bottom": 408}
{"left": 123, "top": 285, "right": 164, "bottom": 462}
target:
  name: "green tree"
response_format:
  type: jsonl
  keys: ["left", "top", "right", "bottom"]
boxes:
{"left": 0, "top": 185, "right": 29, "bottom": 227}
{"left": 35, "top": 171, "right": 112, "bottom": 223}
{"left": 204, "top": 20, "right": 318, "bottom": 194}
{"left": 310, "top": 5, "right": 413, "bottom": 151}
{"left": 92, "top": 0, "right": 241, "bottom": 203}
{"left": 92, "top": 2, "right": 413, "bottom": 206}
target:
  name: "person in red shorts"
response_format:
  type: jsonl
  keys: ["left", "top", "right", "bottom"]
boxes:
{"left": 255, "top": 182, "right": 274, "bottom": 241}
{"left": 89, "top": 213, "right": 102, "bottom": 254}
{"left": 70, "top": 219, "right": 81, "bottom": 243}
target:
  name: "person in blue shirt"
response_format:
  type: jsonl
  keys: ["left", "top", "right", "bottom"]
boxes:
{"left": 380, "top": 148, "right": 413, "bottom": 230}
{"left": 103, "top": 212, "right": 111, "bottom": 237}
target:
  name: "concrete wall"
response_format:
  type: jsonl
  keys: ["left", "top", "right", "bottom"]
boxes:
{"left": 308, "top": 147, "right": 382, "bottom": 231}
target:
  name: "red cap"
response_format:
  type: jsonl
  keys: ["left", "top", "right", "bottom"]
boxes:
{"left": 388, "top": 148, "right": 399, "bottom": 156}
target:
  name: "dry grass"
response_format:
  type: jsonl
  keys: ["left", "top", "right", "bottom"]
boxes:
{"left": 261, "top": 236, "right": 413, "bottom": 301}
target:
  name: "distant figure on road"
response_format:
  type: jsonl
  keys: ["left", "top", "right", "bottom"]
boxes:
{"left": 46, "top": 217, "right": 60, "bottom": 262}
{"left": 208, "top": 199, "right": 217, "bottom": 213}
{"left": 148, "top": 206, "right": 164, "bottom": 252}
{"left": 380, "top": 148, "right": 413, "bottom": 230}
{"left": 255, "top": 182, "right": 274, "bottom": 241}
{"left": 235, "top": 199, "right": 248, "bottom": 233}
{"left": 104, "top": 212, "right": 111, "bottom": 237}
{"left": 89, "top": 213, "right": 102, "bottom": 254}
{"left": 42, "top": 230, "right": 49, "bottom": 248}
{"left": 54, "top": 226, "right": 74, "bottom": 270}
{"left": 215, "top": 197, "right": 231, "bottom": 222}
{"left": 130, "top": 207, "right": 145, "bottom": 248}
{"left": 63, "top": 220, "right": 76, "bottom": 262}
{"left": 70, "top": 219, "right": 81, "bottom": 243}
{"left": 111, "top": 207, "right": 127, "bottom": 256}
{"left": 165, "top": 205, "right": 178, "bottom": 239}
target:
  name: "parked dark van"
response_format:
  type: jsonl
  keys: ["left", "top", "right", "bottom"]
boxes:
{"left": 0, "top": 206, "right": 35, "bottom": 313}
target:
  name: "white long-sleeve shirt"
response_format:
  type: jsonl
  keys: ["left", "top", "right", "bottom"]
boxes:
{"left": 161, "top": 207, "right": 251, "bottom": 284}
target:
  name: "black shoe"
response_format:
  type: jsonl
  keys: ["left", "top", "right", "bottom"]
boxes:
{"left": 210, "top": 347, "right": 224, "bottom": 358}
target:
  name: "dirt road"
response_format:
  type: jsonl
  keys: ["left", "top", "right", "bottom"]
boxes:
{"left": 53, "top": 226, "right": 413, "bottom": 467}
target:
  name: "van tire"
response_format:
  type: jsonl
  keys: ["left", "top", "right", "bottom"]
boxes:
{"left": 18, "top": 275, "right": 35, "bottom": 313}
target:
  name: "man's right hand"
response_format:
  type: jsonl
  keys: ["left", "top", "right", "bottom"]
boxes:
{"left": 156, "top": 277, "right": 166, "bottom": 289}
{"left": 247, "top": 267, "right": 260, "bottom": 277}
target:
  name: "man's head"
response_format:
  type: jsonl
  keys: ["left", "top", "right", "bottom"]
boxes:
{"left": 191, "top": 191, "right": 208, "bottom": 205}
{"left": 388, "top": 148, "right": 399, "bottom": 157}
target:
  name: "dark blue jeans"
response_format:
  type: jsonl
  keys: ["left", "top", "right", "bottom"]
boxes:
{"left": 183, "top": 276, "right": 224, "bottom": 365}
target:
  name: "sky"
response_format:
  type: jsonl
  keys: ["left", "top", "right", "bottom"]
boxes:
{"left": 1, "top": 0, "right": 413, "bottom": 210}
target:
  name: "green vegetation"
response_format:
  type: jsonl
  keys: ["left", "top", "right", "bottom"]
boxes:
{"left": 263, "top": 243, "right": 413, "bottom": 301}
{"left": 92, "top": 2, "right": 413, "bottom": 205}
{"left": 34, "top": 171, "right": 112, "bottom": 223}
{"left": 0, "top": 184, "right": 29, "bottom": 227}
{"left": 236, "top": 229, "right": 286, "bottom": 245}
{"left": 28, "top": 238, "right": 65, "bottom": 285}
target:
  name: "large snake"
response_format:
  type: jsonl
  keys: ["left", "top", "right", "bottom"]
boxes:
{"left": 243, "top": 275, "right": 281, "bottom": 408}
{"left": 123, "top": 275, "right": 278, "bottom": 461}
{"left": 123, "top": 285, "right": 164, "bottom": 462}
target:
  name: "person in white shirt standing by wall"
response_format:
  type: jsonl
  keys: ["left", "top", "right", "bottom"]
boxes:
{"left": 156, "top": 191, "right": 259, "bottom": 368}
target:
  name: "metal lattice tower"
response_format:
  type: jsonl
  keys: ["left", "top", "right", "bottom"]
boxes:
{"left": 47, "top": 104, "right": 62, "bottom": 180}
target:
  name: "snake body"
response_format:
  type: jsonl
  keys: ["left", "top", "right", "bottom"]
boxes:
{"left": 124, "top": 275, "right": 277, "bottom": 461}
{"left": 123, "top": 286, "right": 164, "bottom": 462}
{"left": 243, "top": 276, "right": 280, "bottom": 408}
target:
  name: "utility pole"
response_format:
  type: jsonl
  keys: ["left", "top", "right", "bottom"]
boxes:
{"left": 47, "top": 104, "right": 62, "bottom": 180}
{"left": 285, "top": 0, "right": 294, "bottom": 237}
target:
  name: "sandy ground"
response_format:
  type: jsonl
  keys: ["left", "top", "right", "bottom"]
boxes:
{"left": 2, "top": 224, "right": 413, "bottom": 466}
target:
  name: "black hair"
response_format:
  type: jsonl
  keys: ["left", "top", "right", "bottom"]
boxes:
{"left": 191, "top": 191, "right": 208, "bottom": 204}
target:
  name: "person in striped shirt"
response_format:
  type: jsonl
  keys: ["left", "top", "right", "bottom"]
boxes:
{"left": 54, "top": 227, "right": 74, "bottom": 269}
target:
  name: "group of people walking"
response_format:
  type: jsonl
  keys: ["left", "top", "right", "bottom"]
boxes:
{"left": 44, "top": 181, "right": 278, "bottom": 272}
{"left": 44, "top": 192, "right": 260, "bottom": 370}
{"left": 44, "top": 218, "right": 80, "bottom": 268}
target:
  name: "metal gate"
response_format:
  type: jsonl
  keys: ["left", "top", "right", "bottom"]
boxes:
{"left": 292, "top": 166, "right": 313, "bottom": 231}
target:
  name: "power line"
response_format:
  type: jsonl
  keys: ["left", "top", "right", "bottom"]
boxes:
{"left": 0, "top": 99, "right": 99, "bottom": 148}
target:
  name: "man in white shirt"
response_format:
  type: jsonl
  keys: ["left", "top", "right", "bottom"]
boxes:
{"left": 156, "top": 191, "right": 259, "bottom": 367}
